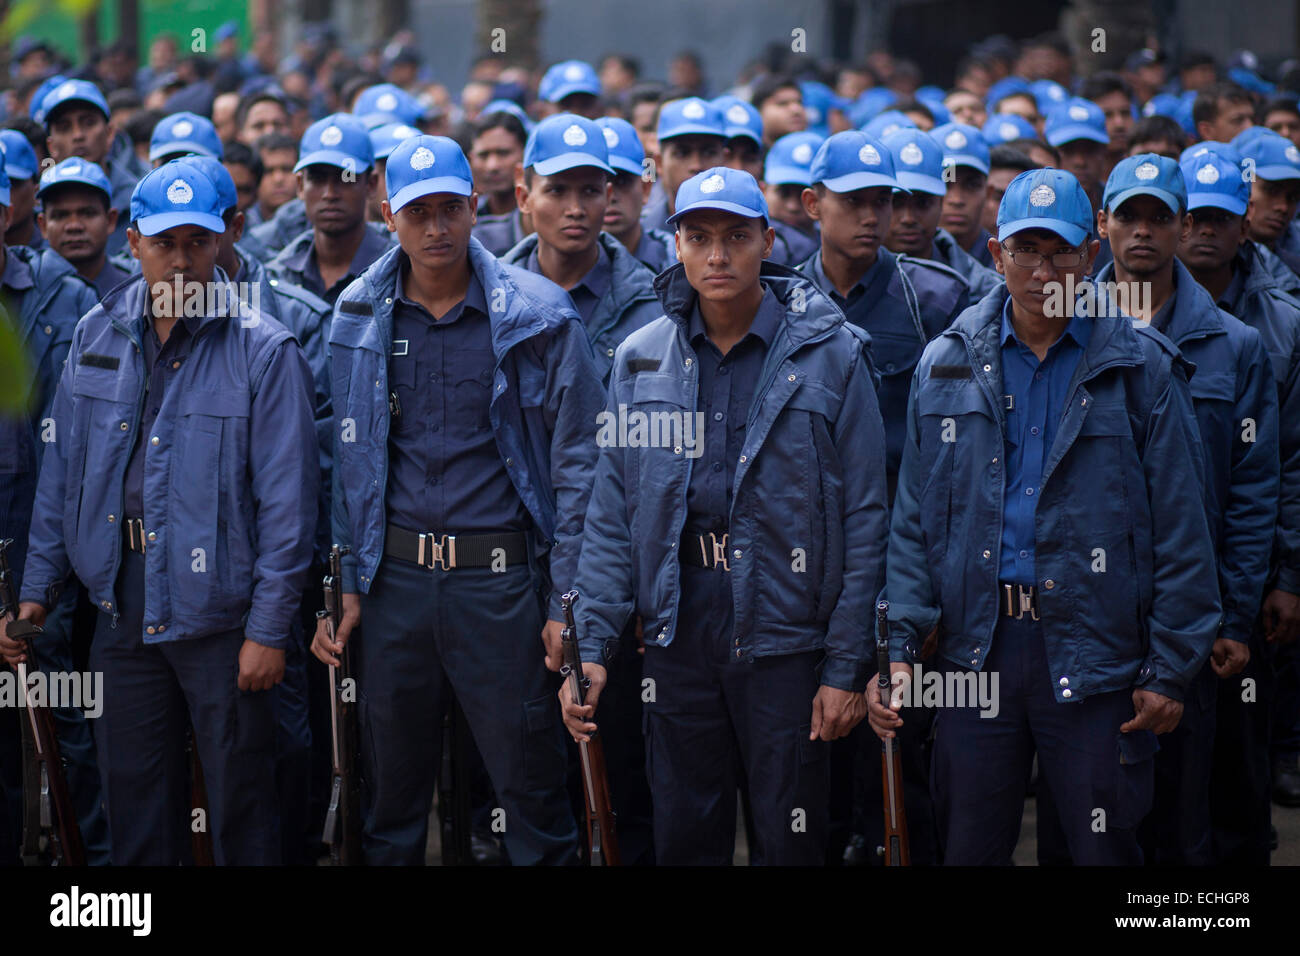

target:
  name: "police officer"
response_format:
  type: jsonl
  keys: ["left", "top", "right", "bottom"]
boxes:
{"left": 596, "top": 116, "right": 675, "bottom": 274}
{"left": 1239, "top": 132, "right": 1300, "bottom": 280}
{"left": 469, "top": 110, "right": 528, "bottom": 256}
{"left": 369, "top": 123, "right": 422, "bottom": 224}
{"left": 313, "top": 135, "right": 605, "bottom": 865}
{"left": 148, "top": 111, "right": 223, "bottom": 167}
{"left": 37, "top": 159, "right": 130, "bottom": 298}
{"left": 797, "top": 131, "right": 968, "bottom": 500}
{"left": 762, "top": 131, "right": 824, "bottom": 267}
{"left": 1, "top": 129, "right": 44, "bottom": 251}
{"left": 714, "top": 96, "right": 765, "bottom": 182}
{"left": 1044, "top": 98, "right": 1110, "bottom": 214}
{"left": 537, "top": 60, "right": 604, "bottom": 120}
{"left": 1091, "top": 154, "right": 1279, "bottom": 864}
{"left": 0, "top": 159, "right": 109, "bottom": 866}
{"left": 268, "top": 114, "right": 395, "bottom": 307}
{"left": 245, "top": 131, "right": 299, "bottom": 229}
{"left": 39, "top": 79, "right": 140, "bottom": 255}
{"left": 641, "top": 97, "right": 727, "bottom": 233}
{"left": 563, "top": 166, "right": 889, "bottom": 865}
{"left": 504, "top": 114, "right": 662, "bottom": 385}
{"left": 882, "top": 126, "right": 1001, "bottom": 307}
{"left": 1175, "top": 147, "right": 1300, "bottom": 857}
{"left": 875, "top": 166, "right": 1222, "bottom": 865}
{"left": 11, "top": 160, "right": 319, "bottom": 864}
{"left": 933, "top": 122, "right": 996, "bottom": 268}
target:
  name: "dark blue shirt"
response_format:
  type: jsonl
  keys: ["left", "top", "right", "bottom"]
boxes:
{"left": 524, "top": 244, "right": 611, "bottom": 329}
{"left": 385, "top": 255, "right": 527, "bottom": 535}
{"left": 999, "top": 296, "right": 1091, "bottom": 585}
{"left": 90, "top": 257, "right": 131, "bottom": 300}
{"left": 124, "top": 308, "right": 198, "bottom": 519}
{"left": 284, "top": 225, "right": 393, "bottom": 305}
{"left": 685, "top": 286, "right": 783, "bottom": 532}
{"left": 809, "top": 249, "right": 886, "bottom": 315}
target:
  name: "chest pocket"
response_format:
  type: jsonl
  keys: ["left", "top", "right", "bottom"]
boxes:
{"left": 449, "top": 348, "right": 495, "bottom": 435}
{"left": 868, "top": 330, "right": 924, "bottom": 379}
{"left": 387, "top": 351, "right": 419, "bottom": 435}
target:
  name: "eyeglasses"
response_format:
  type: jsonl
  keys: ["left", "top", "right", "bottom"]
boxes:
{"left": 999, "top": 243, "right": 1088, "bottom": 269}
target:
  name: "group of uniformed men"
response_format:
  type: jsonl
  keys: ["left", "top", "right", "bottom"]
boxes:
{"left": 1, "top": 31, "right": 1300, "bottom": 866}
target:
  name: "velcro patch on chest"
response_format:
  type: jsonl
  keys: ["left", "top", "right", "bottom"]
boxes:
{"left": 626, "top": 357, "right": 660, "bottom": 374}
{"left": 78, "top": 352, "right": 120, "bottom": 370}
{"left": 929, "top": 364, "right": 972, "bottom": 379}
{"left": 338, "top": 299, "right": 372, "bottom": 316}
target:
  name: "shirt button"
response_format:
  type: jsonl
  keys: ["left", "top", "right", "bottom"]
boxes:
{"left": 430, "top": 477, "right": 438, "bottom": 485}
{"left": 429, "top": 373, "right": 436, "bottom": 381}
{"left": 736, "top": 649, "right": 743, "bottom": 658}
{"left": 43, "top": 325, "right": 52, "bottom": 334}
{"left": 787, "top": 374, "right": 796, "bottom": 382}
{"left": 721, "top": 366, "right": 730, "bottom": 375}
{"left": 107, "top": 514, "right": 115, "bottom": 523}
{"left": 120, "top": 422, "right": 128, "bottom": 430}
{"left": 147, "top": 532, "right": 156, "bottom": 542}
{"left": 384, "top": 298, "right": 393, "bottom": 304}
{"left": 151, "top": 436, "right": 159, "bottom": 446}
{"left": 1025, "top": 487, "right": 1034, "bottom": 495}
{"left": 1035, "top": 372, "right": 1043, "bottom": 381}
{"left": 1019, "top": 549, "right": 1028, "bottom": 559}
{"left": 991, "top": 457, "right": 998, "bottom": 464}
{"left": 101, "top": 601, "right": 111, "bottom": 610}
{"left": 1059, "top": 677, "right": 1069, "bottom": 687}
{"left": 714, "top": 412, "right": 723, "bottom": 421}
{"left": 505, "top": 458, "right": 513, "bottom": 466}
{"left": 1030, "top": 426, "right": 1039, "bottom": 436}
{"left": 147, "top": 626, "right": 156, "bottom": 635}
{"left": 674, "top": 445, "right": 683, "bottom": 454}
{"left": 1062, "top": 689, "right": 1072, "bottom": 699}
{"left": 1043, "top": 579, "right": 1055, "bottom": 589}
{"left": 982, "top": 549, "right": 991, "bottom": 558}
{"left": 885, "top": 362, "right": 896, "bottom": 373}
{"left": 157, "top": 625, "right": 165, "bottom": 633}
{"left": 733, "top": 549, "right": 741, "bottom": 560}
{"left": 983, "top": 364, "right": 992, "bottom": 372}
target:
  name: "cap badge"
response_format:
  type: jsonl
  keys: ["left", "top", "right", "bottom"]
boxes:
{"left": 393, "top": 125, "right": 418, "bottom": 139}
{"left": 792, "top": 142, "right": 813, "bottom": 164}
{"left": 166, "top": 178, "right": 194, "bottom": 205}
{"left": 681, "top": 101, "right": 706, "bottom": 120}
{"left": 944, "top": 130, "right": 967, "bottom": 149}
{"left": 858, "top": 143, "right": 881, "bottom": 165}
{"left": 727, "top": 104, "right": 749, "bottom": 125}
{"left": 61, "top": 161, "right": 83, "bottom": 176}
{"left": 320, "top": 125, "right": 344, "bottom": 147}
{"left": 1287, "top": 146, "right": 1300, "bottom": 164}
{"left": 1068, "top": 105, "right": 1090, "bottom": 121}
{"left": 999, "top": 122, "right": 1018, "bottom": 140}
{"left": 1134, "top": 162, "right": 1159, "bottom": 181}
{"left": 564, "top": 64, "right": 584, "bottom": 81}
{"left": 806, "top": 106, "right": 822, "bottom": 124}
{"left": 1196, "top": 163, "right": 1220, "bottom": 184}
{"left": 56, "top": 81, "right": 77, "bottom": 98}
{"left": 562, "top": 124, "right": 588, "bottom": 147}
{"left": 881, "top": 123, "right": 902, "bottom": 137}
{"left": 1029, "top": 184, "right": 1056, "bottom": 207}
{"left": 899, "top": 142, "right": 924, "bottom": 165}
{"left": 409, "top": 146, "right": 436, "bottom": 170}
{"left": 602, "top": 126, "right": 619, "bottom": 148}
{"left": 171, "top": 120, "right": 193, "bottom": 138}
{"left": 700, "top": 173, "right": 726, "bottom": 194}
{"left": 376, "top": 93, "right": 397, "bottom": 111}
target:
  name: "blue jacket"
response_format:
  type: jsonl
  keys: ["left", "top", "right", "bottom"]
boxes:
{"left": 19, "top": 270, "right": 319, "bottom": 648}
{"left": 575, "top": 261, "right": 890, "bottom": 691}
{"left": 631, "top": 226, "right": 676, "bottom": 274}
{"left": 267, "top": 223, "right": 397, "bottom": 301}
{"left": 1096, "top": 260, "right": 1279, "bottom": 645}
{"left": 501, "top": 232, "right": 663, "bottom": 384}
{"left": 886, "top": 285, "right": 1221, "bottom": 702}
{"left": 1250, "top": 240, "right": 1300, "bottom": 298}
{"left": 472, "top": 206, "right": 525, "bottom": 257}
{"left": 1216, "top": 242, "right": 1300, "bottom": 596}
{"left": 933, "top": 228, "right": 1004, "bottom": 308}
{"left": 768, "top": 219, "right": 821, "bottom": 267}
{"left": 328, "top": 238, "right": 606, "bottom": 620}
{"left": 242, "top": 197, "right": 308, "bottom": 261}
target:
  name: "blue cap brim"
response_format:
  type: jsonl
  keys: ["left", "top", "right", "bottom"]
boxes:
{"left": 943, "top": 155, "right": 990, "bottom": 176}
{"left": 1186, "top": 192, "right": 1248, "bottom": 215}
{"left": 37, "top": 177, "right": 109, "bottom": 201}
{"left": 667, "top": 199, "right": 767, "bottom": 225}
{"left": 531, "top": 153, "right": 614, "bottom": 176}
{"left": 820, "top": 171, "right": 905, "bottom": 193}
{"left": 294, "top": 150, "right": 373, "bottom": 172}
{"left": 764, "top": 165, "right": 812, "bottom": 187}
{"left": 608, "top": 155, "right": 643, "bottom": 175}
{"left": 725, "top": 127, "right": 762, "bottom": 145}
{"left": 896, "top": 172, "right": 946, "bottom": 195}
{"left": 1046, "top": 126, "right": 1110, "bottom": 147}
{"left": 4, "top": 163, "right": 35, "bottom": 181}
{"left": 388, "top": 177, "right": 474, "bottom": 212}
{"left": 149, "top": 140, "right": 219, "bottom": 161}
{"left": 1107, "top": 185, "right": 1182, "bottom": 214}
{"left": 547, "top": 83, "right": 600, "bottom": 103}
{"left": 659, "top": 124, "right": 726, "bottom": 141}
{"left": 45, "top": 96, "right": 109, "bottom": 125}
{"left": 999, "top": 217, "right": 1087, "bottom": 246}
{"left": 361, "top": 112, "right": 404, "bottom": 130}
{"left": 1254, "top": 165, "right": 1300, "bottom": 180}
{"left": 135, "top": 210, "right": 226, "bottom": 236}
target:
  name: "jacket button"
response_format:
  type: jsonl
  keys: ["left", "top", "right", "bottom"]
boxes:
{"left": 505, "top": 457, "right": 513, "bottom": 466}
{"left": 606, "top": 348, "right": 614, "bottom": 356}
{"left": 983, "top": 364, "right": 992, "bottom": 372}
{"left": 157, "top": 625, "right": 166, "bottom": 632}
{"left": 44, "top": 325, "right": 52, "bottom": 334}
{"left": 982, "top": 549, "right": 991, "bottom": 558}
{"left": 1043, "top": 579, "right": 1055, "bottom": 589}
{"left": 733, "top": 549, "right": 741, "bottom": 560}
{"left": 684, "top": 358, "right": 692, "bottom": 368}
{"left": 1059, "top": 677, "right": 1069, "bottom": 687}
{"left": 150, "top": 436, "right": 159, "bottom": 446}
{"left": 971, "top": 658, "right": 978, "bottom": 665}
{"left": 1062, "top": 689, "right": 1072, "bottom": 698}
{"left": 385, "top": 298, "right": 393, "bottom": 304}
{"left": 991, "top": 457, "right": 998, "bottom": 464}
{"left": 787, "top": 374, "right": 796, "bottom": 382}
{"left": 739, "top": 454, "right": 747, "bottom": 463}
{"left": 269, "top": 279, "right": 279, "bottom": 286}
{"left": 101, "top": 601, "right": 111, "bottom": 610}
{"left": 107, "top": 514, "right": 115, "bottom": 523}
{"left": 147, "top": 532, "right": 156, "bottom": 542}
{"left": 736, "top": 649, "right": 743, "bottom": 658}
{"left": 120, "top": 422, "right": 128, "bottom": 430}
{"left": 147, "top": 626, "right": 156, "bottom": 635}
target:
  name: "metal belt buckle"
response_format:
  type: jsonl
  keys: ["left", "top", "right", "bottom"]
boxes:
{"left": 127, "top": 518, "right": 145, "bottom": 553}
{"left": 1017, "top": 584, "right": 1039, "bottom": 621}
{"left": 418, "top": 533, "right": 457, "bottom": 570}
{"left": 710, "top": 532, "right": 730, "bottom": 571}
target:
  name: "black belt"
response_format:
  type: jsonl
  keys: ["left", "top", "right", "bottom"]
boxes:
{"left": 124, "top": 517, "right": 147, "bottom": 553}
{"left": 1001, "top": 582, "right": 1039, "bottom": 620}
{"left": 680, "top": 530, "right": 732, "bottom": 570}
{"left": 384, "top": 523, "right": 528, "bottom": 570}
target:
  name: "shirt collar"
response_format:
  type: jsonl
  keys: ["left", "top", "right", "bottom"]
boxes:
{"left": 1217, "top": 262, "right": 1245, "bottom": 311}
{"left": 688, "top": 286, "right": 782, "bottom": 348}
{"left": 394, "top": 251, "right": 488, "bottom": 317}
{"left": 811, "top": 249, "right": 881, "bottom": 302}
{"left": 0, "top": 248, "right": 34, "bottom": 294}
{"left": 1000, "top": 293, "right": 1092, "bottom": 353}
{"left": 570, "top": 244, "right": 612, "bottom": 302}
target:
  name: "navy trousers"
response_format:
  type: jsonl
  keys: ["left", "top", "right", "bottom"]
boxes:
{"left": 641, "top": 562, "right": 830, "bottom": 865}
{"left": 1210, "top": 627, "right": 1274, "bottom": 865}
{"left": 933, "top": 615, "right": 1155, "bottom": 865}
{"left": 356, "top": 556, "right": 578, "bottom": 865}
{"left": 90, "top": 550, "right": 279, "bottom": 865}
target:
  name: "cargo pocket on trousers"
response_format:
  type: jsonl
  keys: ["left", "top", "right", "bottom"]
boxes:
{"left": 523, "top": 693, "right": 566, "bottom": 792}
{"left": 1112, "top": 729, "right": 1159, "bottom": 830}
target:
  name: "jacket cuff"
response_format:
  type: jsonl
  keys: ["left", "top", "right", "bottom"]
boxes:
{"left": 1141, "top": 676, "right": 1185, "bottom": 703}
{"left": 820, "top": 654, "right": 869, "bottom": 693}
{"left": 340, "top": 553, "right": 359, "bottom": 594}
{"left": 1272, "top": 566, "right": 1300, "bottom": 596}
{"left": 243, "top": 610, "right": 290, "bottom": 650}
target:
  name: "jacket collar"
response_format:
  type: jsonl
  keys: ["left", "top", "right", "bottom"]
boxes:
{"left": 501, "top": 231, "right": 658, "bottom": 312}
{"left": 101, "top": 265, "right": 241, "bottom": 342}
{"left": 1095, "top": 257, "right": 1225, "bottom": 344}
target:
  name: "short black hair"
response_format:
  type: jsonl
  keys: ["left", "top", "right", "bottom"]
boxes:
{"left": 472, "top": 110, "right": 528, "bottom": 149}
{"left": 124, "top": 108, "right": 166, "bottom": 146}
{"left": 600, "top": 53, "right": 640, "bottom": 78}
{"left": 988, "top": 144, "right": 1039, "bottom": 173}
{"left": 236, "top": 91, "right": 290, "bottom": 129}
{"left": 253, "top": 131, "right": 299, "bottom": 157}
{"left": 1180, "top": 50, "right": 1218, "bottom": 72}
{"left": 622, "top": 82, "right": 664, "bottom": 120}
{"left": 223, "top": 140, "right": 262, "bottom": 183}
{"left": 1024, "top": 31, "right": 1070, "bottom": 57}
{"left": 751, "top": 73, "right": 801, "bottom": 111}
{"left": 1080, "top": 71, "right": 1133, "bottom": 103}
{"left": 107, "top": 87, "right": 143, "bottom": 112}
{"left": 1263, "top": 96, "right": 1300, "bottom": 120}
{"left": 1193, "top": 81, "right": 1253, "bottom": 126}
{"left": 1006, "top": 138, "right": 1058, "bottom": 164}
{"left": 894, "top": 99, "right": 934, "bottom": 124}
{"left": 1127, "top": 114, "right": 1188, "bottom": 152}
{"left": 340, "top": 73, "right": 383, "bottom": 113}
{"left": 4, "top": 117, "right": 45, "bottom": 155}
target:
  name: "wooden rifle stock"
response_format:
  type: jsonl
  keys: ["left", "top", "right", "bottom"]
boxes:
{"left": 876, "top": 600, "right": 910, "bottom": 866}
{"left": 560, "top": 591, "right": 620, "bottom": 866}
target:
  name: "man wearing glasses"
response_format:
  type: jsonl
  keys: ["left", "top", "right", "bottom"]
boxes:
{"left": 873, "top": 167, "right": 1221, "bottom": 864}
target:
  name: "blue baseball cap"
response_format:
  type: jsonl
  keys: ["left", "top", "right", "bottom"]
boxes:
{"left": 861, "top": 109, "right": 916, "bottom": 140}
{"left": 1031, "top": 79, "right": 1071, "bottom": 114}
{"left": 883, "top": 127, "right": 946, "bottom": 195}
{"left": 1238, "top": 130, "right": 1300, "bottom": 181}
{"left": 539, "top": 60, "right": 600, "bottom": 103}
{"left": 385, "top": 135, "right": 474, "bottom": 212}
{"left": 295, "top": 113, "right": 374, "bottom": 173}
{"left": 931, "top": 122, "right": 990, "bottom": 176}
{"left": 1230, "top": 125, "right": 1273, "bottom": 153}
{"left": 1103, "top": 153, "right": 1186, "bottom": 214}
{"left": 764, "top": 131, "right": 825, "bottom": 187}
{"left": 848, "top": 87, "right": 897, "bottom": 128}
{"left": 809, "top": 131, "right": 904, "bottom": 193}
{"left": 355, "top": 83, "right": 424, "bottom": 127}
{"left": 1180, "top": 141, "right": 1242, "bottom": 165}
{"left": 986, "top": 76, "right": 1032, "bottom": 112}
{"left": 667, "top": 166, "right": 768, "bottom": 226}
{"left": 176, "top": 155, "right": 238, "bottom": 215}
{"left": 40, "top": 78, "right": 110, "bottom": 127}
{"left": 1045, "top": 97, "right": 1109, "bottom": 147}
{"left": 36, "top": 157, "right": 111, "bottom": 204}
{"left": 150, "top": 111, "right": 224, "bottom": 161}
{"left": 917, "top": 97, "right": 952, "bottom": 128}
{"left": 215, "top": 21, "right": 239, "bottom": 43}
{"left": 369, "top": 122, "right": 422, "bottom": 161}
{"left": 523, "top": 113, "right": 613, "bottom": 176}
{"left": 800, "top": 81, "right": 848, "bottom": 136}
{"left": 657, "top": 97, "right": 726, "bottom": 142}
{"left": 482, "top": 99, "right": 534, "bottom": 132}
{"left": 0, "top": 162, "right": 10, "bottom": 206}
{"left": 0, "top": 130, "right": 37, "bottom": 180}
{"left": 595, "top": 117, "right": 645, "bottom": 175}
{"left": 129, "top": 160, "right": 226, "bottom": 235}
{"left": 982, "top": 113, "right": 1038, "bottom": 144}
{"left": 1180, "top": 151, "right": 1249, "bottom": 215}
{"left": 712, "top": 95, "right": 763, "bottom": 146}
{"left": 29, "top": 75, "right": 67, "bottom": 124}
{"left": 998, "top": 168, "right": 1094, "bottom": 246}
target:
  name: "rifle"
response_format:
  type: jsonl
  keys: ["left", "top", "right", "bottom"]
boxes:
{"left": 438, "top": 701, "right": 474, "bottom": 866}
{"left": 875, "top": 600, "right": 909, "bottom": 866}
{"left": 188, "top": 727, "right": 214, "bottom": 865}
{"left": 0, "top": 538, "right": 85, "bottom": 865}
{"left": 319, "top": 544, "right": 362, "bottom": 865}
{"left": 559, "top": 590, "right": 620, "bottom": 866}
